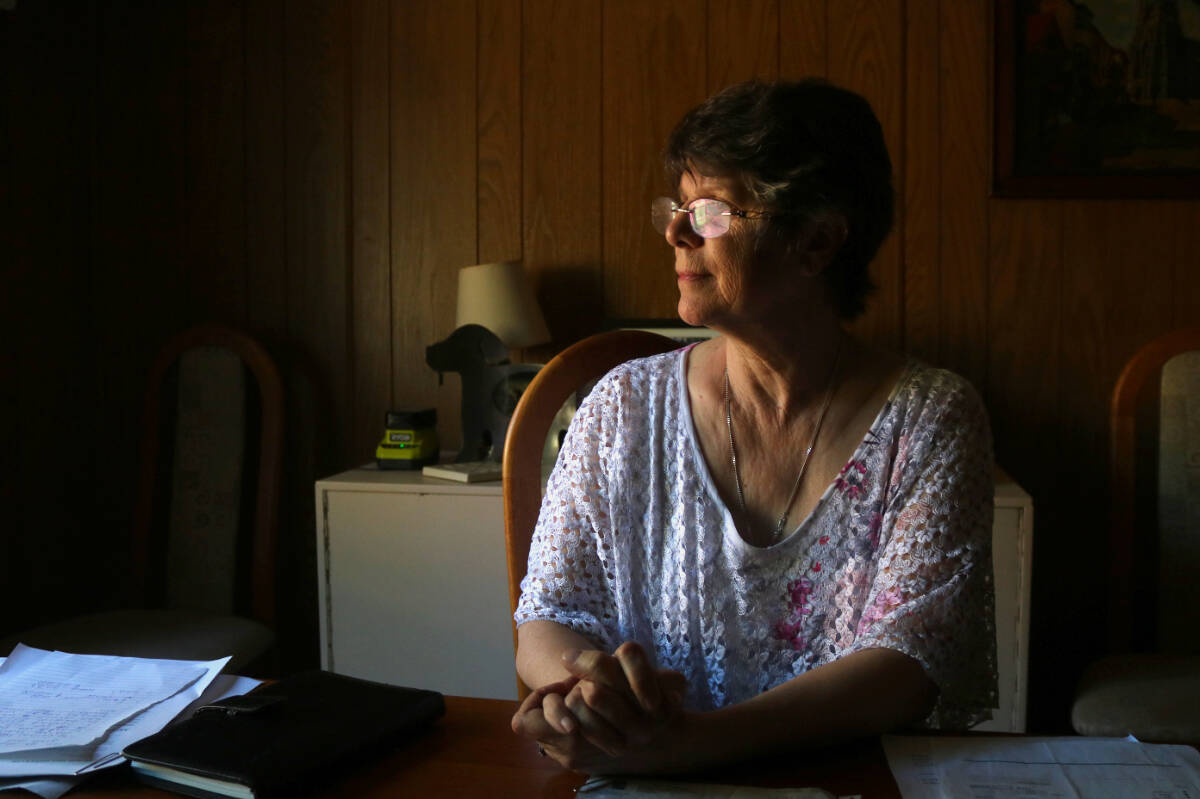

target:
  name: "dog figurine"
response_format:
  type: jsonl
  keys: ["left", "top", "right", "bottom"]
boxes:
{"left": 426, "top": 324, "right": 515, "bottom": 462}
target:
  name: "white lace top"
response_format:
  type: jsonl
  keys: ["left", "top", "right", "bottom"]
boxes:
{"left": 515, "top": 347, "right": 997, "bottom": 729}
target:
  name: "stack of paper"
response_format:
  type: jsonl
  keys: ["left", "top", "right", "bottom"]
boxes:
{"left": 0, "top": 643, "right": 259, "bottom": 799}
{"left": 883, "top": 734, "right": 1200, "bottom": 799}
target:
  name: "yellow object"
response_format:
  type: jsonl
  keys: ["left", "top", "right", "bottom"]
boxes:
{"left": 376, "top": 409, "right": 439, "bottom": 470}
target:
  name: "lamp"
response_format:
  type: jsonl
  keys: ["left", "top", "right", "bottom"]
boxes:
{"left": 426, "top": 262, "right": 549, "bottom": 463}
{"left": 455, "top": 261, "right": 549, "bottom": 349}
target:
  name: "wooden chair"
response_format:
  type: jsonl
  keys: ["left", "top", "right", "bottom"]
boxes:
{"left": 0, "top": 324, "right": 284, "bottom": 673}
{"left": 1071, "top": 327, "right": 1200, "bottom": 743}
{"left": 501, "top": 330, "right": 679, "bottom": 698}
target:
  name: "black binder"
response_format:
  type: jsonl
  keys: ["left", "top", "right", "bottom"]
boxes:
{"left": 122, "top": 670, "right": 445, "bottom": 799}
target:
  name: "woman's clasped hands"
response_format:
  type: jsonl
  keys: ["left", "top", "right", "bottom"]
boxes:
{"left": 510, "top": 641, "right": 689, "bottom": 774}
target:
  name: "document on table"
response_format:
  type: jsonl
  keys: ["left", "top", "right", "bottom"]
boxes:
{"left": 883, "top": 734, "right": 1200, "bottom": 799}
{"left": 0, "top": 672, "right": 261, "bottom": 799}
{"left": 0, "top": 645, "right": 211, "bottom": 752}
{"left": 0, "top": 644, "right": 254, "bottom": 799}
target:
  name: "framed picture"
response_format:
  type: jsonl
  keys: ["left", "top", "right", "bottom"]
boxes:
{"left": 994, "top": 0, "right": 1200, "bottom": 197}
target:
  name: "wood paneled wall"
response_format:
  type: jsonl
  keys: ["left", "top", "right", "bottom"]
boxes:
{"left": 4, "top": 1, "right": 1199, "bottom": 730}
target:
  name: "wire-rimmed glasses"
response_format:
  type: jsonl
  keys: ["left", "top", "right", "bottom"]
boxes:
{"left": 650, "top": 196, "right": 770, "bottom": 239}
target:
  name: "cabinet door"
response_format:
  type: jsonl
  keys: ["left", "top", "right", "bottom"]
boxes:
{"left": 321, "top": 489, "right": 517, "bottom": 699}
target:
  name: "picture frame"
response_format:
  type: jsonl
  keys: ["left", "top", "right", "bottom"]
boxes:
{"left": 993, "top": 0, "right": 1200, "bottom": 198}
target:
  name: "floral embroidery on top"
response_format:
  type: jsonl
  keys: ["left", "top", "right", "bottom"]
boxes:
{"left": 857, "top": 585, "right": 906, "bottom": 635}
{"left": 773, "top": 577, "right": 815, "bottom": 650}
{"left": 835, "top": 460, "right": 868, "bottom": 498}
{"left": 866, "top": 506, "right": 884, "bottom": 550}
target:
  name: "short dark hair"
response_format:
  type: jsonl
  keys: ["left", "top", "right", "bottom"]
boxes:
{"left": 663, "top": 79, "right": 894, "bottom": 320}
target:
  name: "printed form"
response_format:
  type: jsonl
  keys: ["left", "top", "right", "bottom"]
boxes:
{"left": 883, "top": 734, "right": 1200, "bottom": 799}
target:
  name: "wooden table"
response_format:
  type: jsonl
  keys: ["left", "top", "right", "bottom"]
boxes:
{"left": 51, "top": 696, "right": 904, "bottom": 798}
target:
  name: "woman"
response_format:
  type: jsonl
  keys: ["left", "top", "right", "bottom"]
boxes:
{"left": 511, "top": 79, "right": 996, "bottom": 774}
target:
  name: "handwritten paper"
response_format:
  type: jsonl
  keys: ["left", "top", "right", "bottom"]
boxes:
{"left": 0, "top": 673, "right": 260, "bottom": 799}
{"left": 0, "top": 646, "right": 207, "bottom": 752}
{"left": 0, "top": 647, "right": 250, "bottom": 799}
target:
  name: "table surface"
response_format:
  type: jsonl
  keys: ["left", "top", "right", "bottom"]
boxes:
{"left": 47, "top": 696, "right": 903, "bottom": 798}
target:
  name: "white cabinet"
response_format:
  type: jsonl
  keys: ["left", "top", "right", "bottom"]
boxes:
{"left": 316, "top": 466, "right": 1032, "bottom": 730}
{"left": 315, "top": 468, "right": 517, "bottom": 700}
{"left": 978, "top": 471, "right": 1034, "bottom": 733}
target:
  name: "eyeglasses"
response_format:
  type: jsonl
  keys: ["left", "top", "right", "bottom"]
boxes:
{"left": 651, "top": 196, "right": 770, "bottom": 239}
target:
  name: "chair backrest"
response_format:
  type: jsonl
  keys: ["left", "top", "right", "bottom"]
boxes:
{"left": 1109, "top": 327, "right": 1200, "bottom": 653}
{"left": 131, "top": 324, "right": 284, "bottom": 627}
{"left": 501, "top": 330, "right": 679, "bottom": 691}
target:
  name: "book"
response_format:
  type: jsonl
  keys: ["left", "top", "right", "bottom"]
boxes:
{"left": 122, "top": 670, "right": 444, "bottom": 799}
{"left": 422, "top": 461, "right": 503, "bottom": 482}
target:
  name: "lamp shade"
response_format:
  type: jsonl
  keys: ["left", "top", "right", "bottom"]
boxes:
{"left": 455, "top": 261, "right": 550, "bottom": 348}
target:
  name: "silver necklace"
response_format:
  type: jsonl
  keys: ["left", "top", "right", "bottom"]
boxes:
{"left": 724, "top": 338, "right": 842, "bottom": 543}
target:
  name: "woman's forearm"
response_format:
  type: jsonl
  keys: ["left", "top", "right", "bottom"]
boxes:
{"left": 515, "top": 620, "right": 600, "bottom": 689}
{"left": 514, "top": 630, "right": 937, "bottom": 775}
{"left": 578, "top": 647, "right": 936, "bottom": 776}
{"left": 677, "top": 647, "right": 937, "bottom": 768}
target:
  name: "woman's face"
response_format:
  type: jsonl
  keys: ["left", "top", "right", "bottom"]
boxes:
{"left": 667, "top": 170, "right": 794, "bottom": 329}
